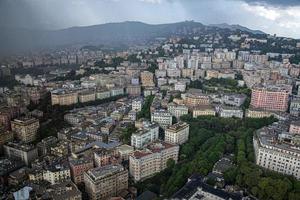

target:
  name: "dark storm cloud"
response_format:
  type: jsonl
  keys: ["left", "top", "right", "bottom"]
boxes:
{"left": 0, "top": 0, "right": 300, "bottom": 38}
{"left": 242, "top": 0, "right": 300, "bottom": 7}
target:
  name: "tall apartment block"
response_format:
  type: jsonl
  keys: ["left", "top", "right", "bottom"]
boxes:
{"left": 11, "top": 117, "right": 39, "bottom": 143}
{"left": 84, "top": 164, "right": 128, "bottom": 200}
{"left": 165, "top": 122, "right": 189, "bottom": 145}
{"left": 140, "top": 71, "right": 155, "bottom": 87}
{"left": 253, "top": 121, "right": 300, "bottom": 179}
{"left": 250, "top": 85, "right": 291, "bottom": 112}
{"left": 129, "top": 141, "right": 179, "bottom": 182}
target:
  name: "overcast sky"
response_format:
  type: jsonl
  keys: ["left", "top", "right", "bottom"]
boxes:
{"left": 1, "top": 0, "right": 300, "bottom": 38}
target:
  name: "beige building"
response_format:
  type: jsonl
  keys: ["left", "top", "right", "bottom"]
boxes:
{"left": 84, "top": 164, "right": 128, "bottom": 200}
{"left": 205, "top": 70, "right": 219, "bottom": 80}
{"left": 129, "top": 141, "right": 179, "bottom": 182}
{"left": 78, "top": 90, "right": 96, "bottom": 103}
{"left": 165, "top": 122, "right": 189, "bottom": 145}
{"left": 245, "top": 108, "right": 273, "bottom": 118}
{"left": 184, "top": 93, "right": 210, "bottom": 107}
{"left": 11, "top": 117, "right": 39, "bottom": 143}
{"left": 192, "top": 105, "right": 216, "bottom": 118}
{"left": 51, "top": 90, "right": 78, "bottom": 106}
{"left": 126, "top": 85, "right": 141, "bottom": 96}
{"left": 141, "top": 71, "right": 155, "bottom": 87}
{"left": 96, "top": 90, "right": 111, "bottom": 100}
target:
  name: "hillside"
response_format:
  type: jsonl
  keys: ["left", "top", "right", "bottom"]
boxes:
{"left": 0, "top": 21, "right": 265, "bottom": 54}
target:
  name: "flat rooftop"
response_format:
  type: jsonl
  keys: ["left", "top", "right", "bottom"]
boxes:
{"left": 86, "top": 164, "right": 125, "bottom": 181}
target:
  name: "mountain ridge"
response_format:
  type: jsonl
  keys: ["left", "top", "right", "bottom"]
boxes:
{"left": 0, "top": 21, "right": 266, "bottom": 55}
{"left": 208, "top": 23, "right": 265, "bottom": 34}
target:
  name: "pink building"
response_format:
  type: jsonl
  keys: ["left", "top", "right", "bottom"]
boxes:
{"left": 69, "top": 156, "right": 94, "bottom": 184}
{"left": 250, "top": 85, "right": 291, "bottom": 112}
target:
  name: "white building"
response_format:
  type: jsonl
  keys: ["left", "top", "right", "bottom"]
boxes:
{"left": 222, "top": 94, "right": 247, "bottom": 107}
{"left": 151, "top": 110, "right": 173, "bottom": 129}
{"left": 110, "top": 88, "right": 124, "bottom": 96}
{"left": 219, "top": 106, "right": 243, "bottom": 118}
{"left": 131, "top": 123, "right": 159, "bottom": 149}
{"left": 165, "top": 122, "right": 189, "bottom": 145}
{"left": 132, "top": 98, "right": 143, "bottom": 112}
{"left": 43, "top": 164, "right": 71, "bottom": 185}
{"left": 253, "top": 123, "right": 300, "bottom": 179}
{"left": 174, "top": 82, "right": 186, "bottom": 92}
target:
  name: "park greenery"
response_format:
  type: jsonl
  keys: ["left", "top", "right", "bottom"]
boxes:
{"left": 189, "top": 78, "right": 250, "bottom": 95}
{"left": 0, "top": 76, "right": 20, "bottom": 89}
{"left": 137, "top": 95, "right": 155, "bottom": 120}
{"left": 136, "top": 115, "right": 300, "bottom": 200}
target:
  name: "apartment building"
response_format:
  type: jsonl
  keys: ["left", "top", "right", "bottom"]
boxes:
{"left": 69, "top": 155, "right": 94, "bottom": 184}
{"left": 43, "top": 162, "right": 71, "bottom": 185}
{"left": 151, "top": 110, "right": 172, "bottom": 129}
{"left": 51, "top": 89, "right": 78, "bottom": 106}
{"left": 110, "top": 88, "right": 124, "bottom": 97}
{"left": 290, "top": 97, "right": 300, "bottom": 117}
{"left": 96, "top": 90, "right": 111, "bottom": 100}
{"left": 132, "top": 98, "right": 143, "bottom": 112}
{"left": 184, "top": 93, "right": 210, "bottom": 107}
{"left": 250, "top": 85, "right": 291, "bottom": 112}
{"left": 0, "top": 130, "right": 13, "bottom": 152}
{"left": 245, "top": 108, "right": 273, "bottom": 118}
{"left": 78, "top": 90, "right": 96, "bottom": 103}
{"left": 126, "top": 85, "right": 141, "bottom": 96}
{"left": 222, "top": 94, "right": 247, "bottom": 107}
{"left": 4, "top": 142, "right": 38, "bottom": 166}
{"left": 129, "top": 141, "right": 179, "bottom": 182}
{"left": 94, "top": 149, "right": 120, "bottom": 167}
{"left": 192, "top": 105, "right": 216, "bottom": 118}
{"left": 11, "top": 117, "right": 39, "bottom": 143}
{"left": 219, "top": 106, "right": 243, "bottom": 119}
{"left": 141, "top": 71, "right": 155, "bottom": 87}
{"left": 165, "top": 122, "right": 189, "bottom": 145}
{"left": 0, "top": 106, "right": 20, "bottom": 130}
{"left": 131, "top": 122, "right": 159, "bottom": 148}
{"left": 253, "top": 124, "right": 300, "bottom": 179}
{"left": 84, "top": 164, "right": 128, "bottom": 200}
{"left": 167, "top": 103, "right": 189, "bottom": 119}
{"left": 289, "top": 121, "right": 300, "bottom": 135}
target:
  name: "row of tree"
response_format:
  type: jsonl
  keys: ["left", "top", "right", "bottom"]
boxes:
{"left": 136, "top": 115, "right": 300, "bottom": 200}
{"left": 137, "top": 95, "right": 154, "bottom": 120}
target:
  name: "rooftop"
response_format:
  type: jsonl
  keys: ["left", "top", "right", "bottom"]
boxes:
{"left": 86, "top": 164, "right": 125, "bottom": 181}
{"left": 171, "top": 174, "right": 241, "bottom": 200}
{"left": 4, "top": 142, "right": 36, "bottom": 152}
{"left": 166, "top": 122, "right": 189, "bottom": 132}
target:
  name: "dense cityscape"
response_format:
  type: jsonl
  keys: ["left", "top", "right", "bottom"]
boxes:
{"left": 1, "top": 1, "right": 300, "bottom": 200}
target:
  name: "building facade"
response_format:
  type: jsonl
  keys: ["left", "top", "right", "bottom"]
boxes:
{"left": 151, "top": 110, "right": 172, "bottom": 129}
{"left": 165, "top": 122, "right": 189, "bottom": 145}
{"left": 84, "top": 164, "right": 128, "bottom": 200}
{"left": 250, "top": 85, "right": 291, "bottom": 112}
{"left": 11, "top": 117, "right": 39, "bottom": 143}
{"left": 129, "top": 142, "right": 179, "bottom": 182}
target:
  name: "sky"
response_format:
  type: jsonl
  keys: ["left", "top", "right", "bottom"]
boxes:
{"left": 1, "top": 0, "right": 300, "bottom": 38}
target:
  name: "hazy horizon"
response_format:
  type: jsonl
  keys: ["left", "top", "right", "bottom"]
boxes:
{"left": 1, "top": 0, "right": 300, "bottom": 38}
